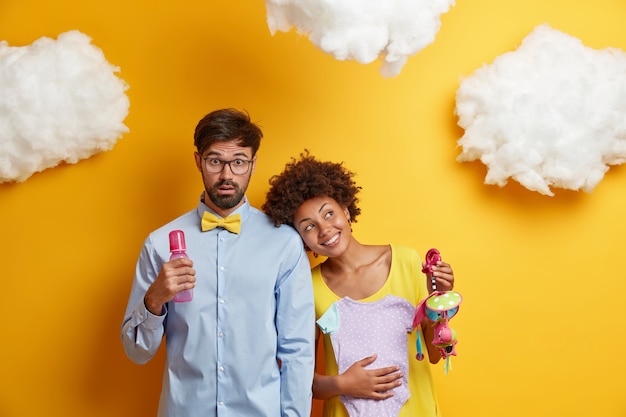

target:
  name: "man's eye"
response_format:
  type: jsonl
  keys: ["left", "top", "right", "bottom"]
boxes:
{"left": 233, "top": 159, "right": 245, "bottom": 166}
{"left": 209, "top": 158, "right": 222, "bottom": 165}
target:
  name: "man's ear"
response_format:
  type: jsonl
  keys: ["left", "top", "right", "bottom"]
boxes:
{"left": 250, "top": 155, "right": 257, "bottom": 174}
{"left": 194, "top": 152, "right": 203, "bottom": 172}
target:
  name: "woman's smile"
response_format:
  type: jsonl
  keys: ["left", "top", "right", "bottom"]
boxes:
{"left": 322, "top": 233, "right": 340, "bottom": 247}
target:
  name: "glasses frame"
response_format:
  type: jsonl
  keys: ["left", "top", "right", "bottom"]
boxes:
{"left": 202, "top": 157, "right": 254, "bottom": 175}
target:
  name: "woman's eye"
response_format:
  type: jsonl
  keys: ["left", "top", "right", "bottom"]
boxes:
{"left": 324, "top": 211, "right": 333, "bottom": 219}
{"left": 304, "top": 224, "right": 314, "bottom": 232}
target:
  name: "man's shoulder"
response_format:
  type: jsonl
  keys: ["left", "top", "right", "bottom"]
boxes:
{"left": 248, "top": 206, "right": 300, "bottom": 235}
{"left": 148, "top": 209, "right": 198, "bottom": 237}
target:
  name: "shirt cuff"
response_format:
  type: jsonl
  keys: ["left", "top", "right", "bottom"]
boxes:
{"left": 136, "top": 299, "right": 167, "bottom": 330}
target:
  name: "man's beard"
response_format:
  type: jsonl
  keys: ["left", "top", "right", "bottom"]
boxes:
{"left": 207, "top": 180, "right": 245, "bottom": 210}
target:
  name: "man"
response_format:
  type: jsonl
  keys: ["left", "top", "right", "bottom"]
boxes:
{"left": 121, "top": 108, "right": 315, "bottom": 417}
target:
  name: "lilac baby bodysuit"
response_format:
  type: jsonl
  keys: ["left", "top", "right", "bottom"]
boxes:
{"left": 317, "top": 295, "right": 416, "bottom": 417}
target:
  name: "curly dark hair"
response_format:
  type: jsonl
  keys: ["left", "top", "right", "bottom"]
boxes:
{"left": 263, "top": 151, "right": 362, "bottom": 227}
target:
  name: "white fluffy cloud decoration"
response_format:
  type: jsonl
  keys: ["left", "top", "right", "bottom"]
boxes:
{"left": 0, "top": 30, "right": 130, "bottom": 183}
{"left": 455, "top": 24, "right": 626, "bottom": 196}
{"left": 265, "top": 0, "right": 455, "bottom": 78}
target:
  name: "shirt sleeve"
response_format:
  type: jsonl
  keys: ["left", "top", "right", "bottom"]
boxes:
{"left": 120, "top": 237, "right": 166, "bottom": 364}
{"left": 274, "top": 233, "right": 316, "bottom": 417}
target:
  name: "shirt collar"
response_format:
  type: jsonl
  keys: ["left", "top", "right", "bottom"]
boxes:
{"left": 196, "top": 192, "right": 250, "bottom": 227}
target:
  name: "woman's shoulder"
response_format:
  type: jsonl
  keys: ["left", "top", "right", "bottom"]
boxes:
{"left": 311, "top": 264, "right": 328, "bottom": 294}
{"left": 389, "top": 244, "right": 421, "bottom": 261}
{"left": 387, "top": 244, "right": 427, "bottom": 301}
{"left": 311, "top": 263, "right": 340, "bottom": 318}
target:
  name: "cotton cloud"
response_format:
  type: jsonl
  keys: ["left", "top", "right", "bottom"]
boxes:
{"left": 455, "top": 24, "right": 626, "bottom": 196}
{"left": 265, "top": 0, "right": 455, "bottom": 77}
{"left": 0, "top": 30, "right": 130, "bottom": 183}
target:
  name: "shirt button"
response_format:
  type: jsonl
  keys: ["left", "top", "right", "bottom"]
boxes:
{"left": 219, "top": 401, "right": 224, "bottom": 406}
{"left": 219, "top": 266, "right": 225, "bottom": 271}
{"left": 219, "top": 299, "right": 225, "bottom": 304}
{"left": 219, "top": 332, "right": 224, "bottom": 337}
{"left": 219, "top": 366, "right": 224, "bottom": 371}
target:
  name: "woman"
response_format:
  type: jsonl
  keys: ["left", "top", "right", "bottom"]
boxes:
{"left": 263, "top": 152, "right": 455, "bottom": 417}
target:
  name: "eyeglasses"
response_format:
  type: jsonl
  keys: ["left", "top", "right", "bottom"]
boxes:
{"left": 202, "top": 157, "right": 253, "bottom": 175}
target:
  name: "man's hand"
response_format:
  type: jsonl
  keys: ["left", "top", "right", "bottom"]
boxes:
{"left": 144, "top": 258, "right": 196, "bottom": 315}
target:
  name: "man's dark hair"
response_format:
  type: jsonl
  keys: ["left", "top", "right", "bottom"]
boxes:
{"left": 194, "top": 108, "right": 263, "bottom": 156}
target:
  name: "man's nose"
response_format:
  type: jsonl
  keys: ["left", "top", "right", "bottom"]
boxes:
{"left": 219, "top": 163, "right": 235, "bottom": 179}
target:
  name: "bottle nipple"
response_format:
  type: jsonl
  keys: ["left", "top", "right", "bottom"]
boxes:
{"left": 169, "top": 230, "right": 186, "bottom": 252}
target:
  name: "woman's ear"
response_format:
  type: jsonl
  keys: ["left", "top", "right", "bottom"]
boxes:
{"left": 343, "top": 206, "right": 351, "bottom": 222}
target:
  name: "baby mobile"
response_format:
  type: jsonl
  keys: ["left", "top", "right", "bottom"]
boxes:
{"left": 414, "top": 248, "right": 463, "bottom": 374}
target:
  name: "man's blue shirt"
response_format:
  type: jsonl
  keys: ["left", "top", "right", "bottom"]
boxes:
{"left": 122, "top": 197, "right": 315, "bottom": 417}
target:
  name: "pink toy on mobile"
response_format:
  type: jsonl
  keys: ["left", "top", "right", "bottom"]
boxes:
{"left": 414, "top": 248, "right": 462, "bottom": 374}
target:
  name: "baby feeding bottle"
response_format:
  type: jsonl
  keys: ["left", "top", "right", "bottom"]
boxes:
{"left": 169, "top": 230, "right": 193, "bottom": 302}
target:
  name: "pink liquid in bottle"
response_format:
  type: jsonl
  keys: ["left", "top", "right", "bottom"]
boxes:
{"left": 169, "top": 230, "right": 193, "bottom": 302}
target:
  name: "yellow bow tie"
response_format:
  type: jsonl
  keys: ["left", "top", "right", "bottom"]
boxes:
{"left": 201, "top": 212, "right": 241, "bottom": 234}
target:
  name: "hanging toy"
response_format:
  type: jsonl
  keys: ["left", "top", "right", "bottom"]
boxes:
{"left": 413, "top": 248, "right": 462, "bottom": 374}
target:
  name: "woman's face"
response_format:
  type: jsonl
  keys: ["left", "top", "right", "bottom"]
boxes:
{"left": 293, "top": 196, "right": 351, "bottom": 258}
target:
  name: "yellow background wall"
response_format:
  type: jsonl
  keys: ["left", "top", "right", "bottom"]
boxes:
{"left": 2, "top": 1, "right": 626, "bottom": 416}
